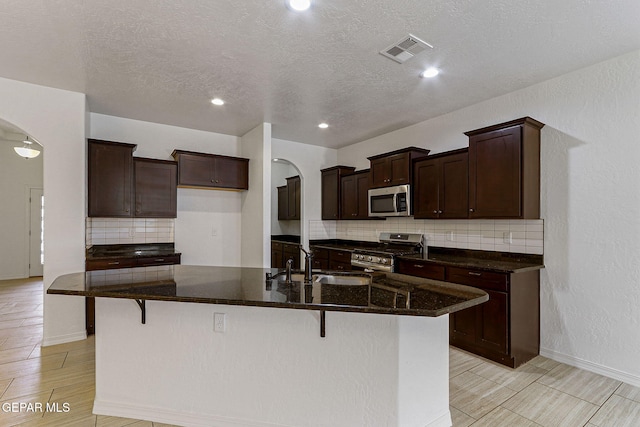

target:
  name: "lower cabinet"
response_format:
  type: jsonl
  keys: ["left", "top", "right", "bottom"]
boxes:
{"left": 271, "top": 241, "right": 300, "bottom": 269}
{"left": 396, "top": 259, "right": 539, "bottom": 368}
{"left": 310, "top": 247, "right": 352, "bottom": 271}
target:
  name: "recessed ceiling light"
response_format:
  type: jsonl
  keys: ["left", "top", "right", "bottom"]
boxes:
{"left": 318, "top": 123, "right": 329, "bottom": 129}
{"left": 420, "top": 67, "right": 439, "bottom": 78}
{"left": 211, "top": 98, "right": 225, "bottom": 106}
{"left": 285, "top": 0, "right": 311, "bottom": 11}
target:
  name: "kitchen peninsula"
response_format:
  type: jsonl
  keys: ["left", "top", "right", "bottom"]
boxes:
{"left": 49, "top": 266, "right": 487, "bottom": 427}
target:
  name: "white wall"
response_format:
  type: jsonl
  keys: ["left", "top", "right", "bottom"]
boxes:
{"left": 338, "top": 50, "right": 640, "bottom": 385}
{"left": 0, "top": 139, "right": 43, "bottom": 279}
{"left": 271, "top": 161, "right": 300, "bottom": 236}
{"left": 89, "top": 113, "right": 243, "bottom": 267}
{"left": 240, "top": 123, "right": 272, "bottom": 268}
{"left": 0, "top": 77, "right": 87, "bottom": 346}
{"left": 272, "top": 138, "right": 338, "bottom": 251}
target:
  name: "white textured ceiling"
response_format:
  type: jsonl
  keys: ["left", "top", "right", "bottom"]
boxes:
{"left": 0, "top": 0, "right": 639, "bottom": 148}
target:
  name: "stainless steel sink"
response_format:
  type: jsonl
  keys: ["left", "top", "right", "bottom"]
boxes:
{"left": 282, "top": 273, "right": 370, "bottom": 286}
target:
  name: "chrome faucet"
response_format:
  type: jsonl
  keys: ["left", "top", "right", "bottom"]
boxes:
{"left": 300, "top": 248, "right": 314, "bottom": 283}
{"left": 285, "top": 258, "right": 293, "bottom": 282}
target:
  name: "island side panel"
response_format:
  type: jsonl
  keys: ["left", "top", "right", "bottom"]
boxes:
{"left": 93, "top": 298, "right": 451, "bottom": 427}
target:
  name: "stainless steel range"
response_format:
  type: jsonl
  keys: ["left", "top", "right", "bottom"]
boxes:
{"left": 351, "top": 232, "right": 424, "bottom": 272}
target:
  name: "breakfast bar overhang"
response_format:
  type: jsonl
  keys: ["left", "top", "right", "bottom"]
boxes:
{"left": 48, "top": 266, "right": 487, "bottom": 427}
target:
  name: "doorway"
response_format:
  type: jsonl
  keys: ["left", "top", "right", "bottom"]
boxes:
{"left": 29, "top": 188, "right": 44, "bottom": 277}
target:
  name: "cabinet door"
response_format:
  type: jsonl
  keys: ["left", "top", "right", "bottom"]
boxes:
{"left": 369, "top": 158, "right": 389, "bottom": 188}
{"left": 477, "top": 290, "right": 508, "bottom": 353}
{"left": 388, "top": 152, "right": 410, "bottom": 185}
{"left": 469, "top": 126, "right": 522, "bottom": 218}
{"left": 321, "top": 169, "right": 340, "bottom": 220}
{"left": 277, "top": 186, "right": 288, "bottom": 220}
{"left": 413, "top": 158, "right": 439, "bottom": 219}
{"left": 283, "top": 244, "right": 300, "bottom": 269}
{"left": 440, "top": 152, "right": 469, "bottom": 219}
{"left": 271, "top": 242, "right": 284, "bottom": 268}
{"left": 287, "top": 176, "right": 301, "bottom": 220}
{"left": 134, "top": 159, "right": 177, "bottom": 218}
{"left": 88, "top": 140, "right": 135, "bottom": 217}
{"left": 213, "top": 156, "right": 249, "bottom": 190}
{"left": 177, "top": 153, "right": 213, "bottom": 187}
{"left": 340, "top": 175, "right": 358, "bottom": 219}
{"left": 355, "top": 172, "right": 370, "bottom": 219}
{"left": 450, "top": 306, "right": 478, "bottom": 346}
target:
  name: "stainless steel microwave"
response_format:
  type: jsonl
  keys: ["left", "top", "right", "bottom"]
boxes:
{"left": 368, "top": 184, "right": 411, "bottom": 217}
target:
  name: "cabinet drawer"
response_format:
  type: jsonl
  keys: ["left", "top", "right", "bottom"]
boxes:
{"left": 312, "top": 258, "right": 329, "bottom": 270}
{"left": 446, "top": 267, "right": 508, "bottom": 292}
{"left": 136, "top": 255, "right": 181, "bottom": 267}
{"left": 330, "top": 261, "right": 352, "bottom": 271}
{"left": 396, "top": 259, "right": 445, "bottom": 280}
{"left": 86, "top": 258, "right": 137, "bottom": 271}
{"left": 271, "top": 241, "right": 284, "bottom": 252}
{"left": 329, "top": 249, "right": 352, "bottom": 264}
{"left": 311, "top": 247, "right": 329, "bottom": 260}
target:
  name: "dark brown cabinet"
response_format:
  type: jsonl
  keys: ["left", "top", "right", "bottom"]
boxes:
{"left": 368, "top": 147, "right": 430, "bottom": 189}
{"left": 271, "top": 241, "right": 284, "bottom": 268}
{"left": 310, "top": 246, "right": 352, "bottom": 271}
{"left": 88, "top": 140, "right": 136, "bottom": 217}
{"left": 466, "top": 117, "right": 544, "bottom": 219}
{"left": 271, "top": 241, "right": 301, "bottom": 269}
{"left": 277, "top": 176, "right": 301, "bottom": 221}
{"left": 277, "top": 186, "right": 288, "bottom": 220}
{"left": 171, "top": 150, "right": 249, "bottom": 190}
{"left": 397, "top": 259, "right": 539, "bottom": 368}
{"left": 340, "top": 170, "right": 370, "bottom": 219}
{"left": 413, "top": 149, "right": 469, "bottom": 219}
{"left": 321, "top": 166, "right": 355, "bottom": 220}
{"left": 134, "top": 158, "right": 177, "bottom": 218}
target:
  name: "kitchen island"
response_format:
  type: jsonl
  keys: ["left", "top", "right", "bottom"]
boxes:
{"left": 48, "top": 266, "right": 487, "bottom": 427}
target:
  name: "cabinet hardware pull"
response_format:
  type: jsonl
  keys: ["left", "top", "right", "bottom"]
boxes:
{"left": 433, "top": 210, "right": 438, "bottom": 214}
{"left": 413, "top": 264, "right": 424, "bottom": 268}
{"left": 155, "top": 259, "right": 165, "bottom": 262}
{"left": 468, "top": 272, "right": 482, "bottom": 276}
{"left": 469, "top": 208, "right": 475, "bottom": 212}
{"left": 438, "top": 210, "right": 443, "bottom": 214}
{"left": 108, "top": 262, "right": 120, "bottom": 265}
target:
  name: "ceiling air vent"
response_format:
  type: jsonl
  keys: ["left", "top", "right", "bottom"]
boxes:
{"left": 379, "top": 34, "right": 433, "bottom": 64}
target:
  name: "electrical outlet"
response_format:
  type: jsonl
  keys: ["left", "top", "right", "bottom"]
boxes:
{"left": 446, "top": 231, "right": 454, "bottom": 242}
{"left": 503, "top": 232, "right": 513, "bottom": 244}
{"left": 214, "top": 312, "right": 226, "bottom": 332}
{"left": 211, "top": 228, "right": 218, "bottom": 237}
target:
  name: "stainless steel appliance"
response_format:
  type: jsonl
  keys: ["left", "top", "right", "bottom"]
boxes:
{"left": 368, "top": 184, "right": 411, "bottom": 217}
{"left": 351, "top": 232, "right": 423, "bottom": 272}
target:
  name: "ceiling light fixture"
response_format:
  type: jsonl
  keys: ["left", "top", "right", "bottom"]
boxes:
{"left": 14, "top": 136, "right": 41, "bottom": 159}
{"left": 318, "top": 123, "right": 329, "bottom": 129}
{"left": 420, "top": 67, "right": 439, "bottom": 78}
{"left": 285, "top": 0, "right": 311, "bottom": 11}
{"left": 211, "top": 98, "right": 225, "bottom": 106}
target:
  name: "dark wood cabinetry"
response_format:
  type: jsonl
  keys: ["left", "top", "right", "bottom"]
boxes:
{"left": 277, "top": 176, "right": 301, "bottom": 221}
{"left": 271, "top": 241, "right": 301, "bottom": 269}
{"left": 340, "top": 170, "right": 370, "bottom": 219}
{"left": 88, "top": 140, "right": 136, "bottom": 217}
{"left": 413, "top": 149, "right": 469, "bottom": 219}
{"left": 368, "top": 147, "right": 430, "bottom": 189}
{"left": 134, "top": 158, "right": 177, "bottom": 218}
{"left": 309, "top": 246, "right": 352, "bottom": 271}
{"left": 466, "top": 117, "right": 544, "bottom": 219}
{"left": 171, "top": 150, "right": 249, "bottom": 191}
{"left": 277, "top": 186, "right": 288, "bottom": 220}
{"left": 321, "top": 166, "right": 355, "bottom": 220}
{"left": 397, "top": 259, "right": 539, "bottom": 368}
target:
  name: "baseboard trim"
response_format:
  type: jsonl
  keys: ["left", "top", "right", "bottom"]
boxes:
{"left": 425, "top": 410, "right": 452, "bottom": 427}
{"left": 41, "top": 331, "right": 87, "bottom": 347}
{"left": 540, "top": 347, "right": 640, "bottom": 387}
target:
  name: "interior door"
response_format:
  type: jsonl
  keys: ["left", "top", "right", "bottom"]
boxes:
{"left": 29, "top": 188, "right": 44, "bottom": 277}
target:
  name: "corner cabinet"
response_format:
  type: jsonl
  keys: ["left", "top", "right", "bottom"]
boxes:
{"left": 367, "top": 147, "right": 430, "bottom": 188}
{"left": 134, "top": 158, "right": 177, "bottom": 218}
{"left": 171, "top": 150, "right": 249, "bottom": 191}
{"left": 413, "top": 149, "right": 469, "bottom": 219}
{"left": 466, "top": 117, "right": 544, "bottom": 219}
{"left": 320, "top": 166, "right": 355, "bottom": 220}
{"left": 88, "top": 140, "right": 136, "bottom": 217}
{"left": 340, "top": 169, "right": 371, "bottom": 219}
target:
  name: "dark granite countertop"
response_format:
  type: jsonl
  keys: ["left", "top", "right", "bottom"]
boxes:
{"left": 86, "top": 243, "right": 180, "bottom": 260}
{"left": 271, "top": 235, "right": 301, "bottom": 244}
{"left": 47, "top": 265, "right": 488, "bottom": 317}
{"left": 309, "top": 239, "right": 383, "bottom": 252}
{"left": 399, "top": 247, "right": 544, "bottom": 273}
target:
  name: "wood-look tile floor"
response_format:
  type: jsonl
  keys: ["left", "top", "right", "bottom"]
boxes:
{"left": 2, "top": 277, "right": 640, "bottom": 426}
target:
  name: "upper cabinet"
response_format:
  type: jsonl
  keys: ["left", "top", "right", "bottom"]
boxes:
{"left": 171, "top": 150, "right": 249, "bottom": 191}
{"left": 134, "top": 158, "right": 177, "bottom": 218}
{"left": 88, "top": 139, "right": 178, "bottom": 218}
{"left": 367, "top": 147, "right": 430, "bottom": 188}
{"left": 277, "top": 175, "right": 301, "bottom": 220}
{"left": 466, "top": 117, "right": 544, "bottom": 219}
{"left": 320, "top": 166, "right": 355, "bottom": 220}
{"left": 413, "top": 149, "right": 469, "bottom": 219}
{"left": 88, "top": 140, "right": 136, "bottom": 217}
{"left": 340, "top": 169, "right": 371, "bottom": 220}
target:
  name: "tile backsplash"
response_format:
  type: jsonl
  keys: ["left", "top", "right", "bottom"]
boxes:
{"left": 86, "top": 218, "right": 175, "bottom": 247}
{"left": 310, "top": 218, "right": 544, "bottom": 255}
